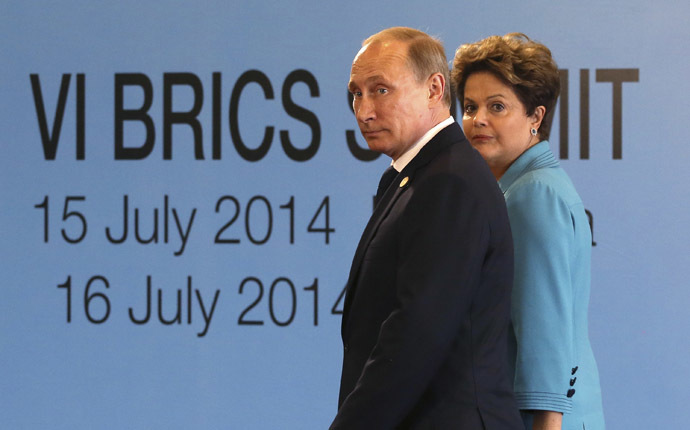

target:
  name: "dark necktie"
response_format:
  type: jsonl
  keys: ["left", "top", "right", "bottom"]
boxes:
{"left": 374, "top": 166, "right": 398, "bottom": 207}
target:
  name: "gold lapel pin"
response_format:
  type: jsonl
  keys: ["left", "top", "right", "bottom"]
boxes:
{"left": 399, "top": 177, "right": 409, "bottom": 187}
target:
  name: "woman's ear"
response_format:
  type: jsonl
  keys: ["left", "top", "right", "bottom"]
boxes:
{"left": 531, "top": 105, "right": 546, "bottom": 131}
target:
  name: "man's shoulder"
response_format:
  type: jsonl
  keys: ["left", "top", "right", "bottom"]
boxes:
{"left": 428, "top": 133, "right": 490, "bottom": 177}
{"left": 403, "top": 121, "right": 496, "bottom": 192}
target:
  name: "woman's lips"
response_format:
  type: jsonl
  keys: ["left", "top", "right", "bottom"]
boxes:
{"left": 471, "top": 134, "right": 492, "bottom": 142}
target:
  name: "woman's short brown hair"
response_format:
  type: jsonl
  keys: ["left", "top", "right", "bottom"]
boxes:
{"left": 451, "top": 33, "right": 560, "bottom": 140}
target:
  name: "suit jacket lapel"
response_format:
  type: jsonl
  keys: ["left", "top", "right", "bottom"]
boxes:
{"left": 341, "top": 170, "right": 403, "bottom": 334}
{"left": 341, "top": 122, "right": 463, "bottom": 336}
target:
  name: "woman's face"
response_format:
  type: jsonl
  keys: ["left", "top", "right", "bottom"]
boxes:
{"left": 462, "top": 71, "right": 542, "bottom": 179}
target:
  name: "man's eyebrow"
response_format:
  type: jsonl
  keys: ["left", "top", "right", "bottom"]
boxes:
{"left": 349, "top": 75, "right": 388, "bottom": 90}
{"left": 364, "top": 75, "right": 385, "bottom": 84}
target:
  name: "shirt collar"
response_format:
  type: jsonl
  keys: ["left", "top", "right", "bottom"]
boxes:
{"left": 498, "top": 140, "right": 560, "bottom": 192}
{"left": 392, "top": 116, "right": 454, "bottom": 172}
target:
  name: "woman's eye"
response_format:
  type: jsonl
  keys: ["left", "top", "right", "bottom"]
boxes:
{"left": 491, "top": 103, "right": 505, "bottom": 112}
{"left": 464, "top": 104, "right": 476, "bottom": 114}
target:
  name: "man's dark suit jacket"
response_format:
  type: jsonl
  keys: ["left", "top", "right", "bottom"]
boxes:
{"left": 331, "top": 122, "right": 522, "bottom": 429}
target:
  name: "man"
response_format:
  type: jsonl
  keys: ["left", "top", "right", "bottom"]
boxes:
{"left": 330, "top": 27, "right": 522, "bottom": 429}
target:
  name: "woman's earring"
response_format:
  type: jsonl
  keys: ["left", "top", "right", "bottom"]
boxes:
{"left": 530, "top": 128, "right": 538, "bottom": 136}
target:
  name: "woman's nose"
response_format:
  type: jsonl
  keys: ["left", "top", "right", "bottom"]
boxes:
{"left": 473, "top": 107, "right": 488, "bottom": 127}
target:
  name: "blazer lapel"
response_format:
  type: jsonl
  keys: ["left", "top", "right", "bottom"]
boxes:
{"left": 341, "top": 122, "right": 463, "bottom": 337}
{"left": 341, "top": 169, "right": 405, "bottom": 335}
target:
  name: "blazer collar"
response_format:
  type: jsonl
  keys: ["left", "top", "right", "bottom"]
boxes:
{"left": 498, "top": 140, "right": 559, "bottom": 193}
{"left": 398, "top": 121, "right": 461, "bottom": 179}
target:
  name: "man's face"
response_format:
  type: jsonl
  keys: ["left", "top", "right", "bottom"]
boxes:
{"left": 348, "top": 41, "right": 431, "bottom": 160}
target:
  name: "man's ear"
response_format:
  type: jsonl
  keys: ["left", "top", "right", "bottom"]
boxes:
{"left": 428, "top": 72, "right": 446, "bottom": 106}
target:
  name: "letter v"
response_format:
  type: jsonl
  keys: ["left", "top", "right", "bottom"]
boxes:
{"left": 30, "top": 74, "right": 71, "bottom": 160}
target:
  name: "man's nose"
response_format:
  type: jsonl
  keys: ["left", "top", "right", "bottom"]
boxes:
{"left": 356, "top": 96, "right": 376, "bottom": 123}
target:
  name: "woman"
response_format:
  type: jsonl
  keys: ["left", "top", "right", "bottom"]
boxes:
{"left": 451, "top": 34, "right": 605, "bottom": 430}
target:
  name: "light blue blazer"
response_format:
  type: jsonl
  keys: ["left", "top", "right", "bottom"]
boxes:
{"left": 499, "top": 141, "right": 605, "bottom": 430}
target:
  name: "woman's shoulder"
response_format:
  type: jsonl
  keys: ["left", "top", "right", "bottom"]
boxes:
{"left": 505, "top": 166, "right": 583, "bottom": 209}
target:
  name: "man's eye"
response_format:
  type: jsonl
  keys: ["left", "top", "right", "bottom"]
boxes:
{"left": 377, "top": 88, "right": 388, "bottom": 95}
{"left": 351, "top": 91, "right": 362, "bottom": 98}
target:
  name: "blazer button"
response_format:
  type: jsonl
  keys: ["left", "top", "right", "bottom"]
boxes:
{"left": 344, "top": 344, "right": 349, "bottom": 353}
